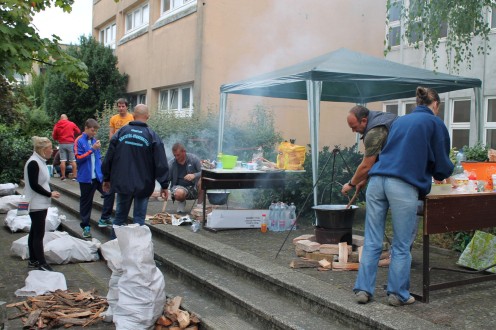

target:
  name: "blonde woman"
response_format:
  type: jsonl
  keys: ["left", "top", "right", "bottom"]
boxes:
{"left": 23, "top": 136, "right": 61, "bottom": 271}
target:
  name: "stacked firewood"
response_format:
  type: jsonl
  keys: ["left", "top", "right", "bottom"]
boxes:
{"left": 148, "top": 212, "right": 174, "bottom": 225}
{"left": 155, "top": 296, "right": 201, "bottom": 330}
{"left": 6, "top": 289, "right": 107, "bottom": 328}
{"left": 291, "top": 234, "right": 390, "bottom": 271}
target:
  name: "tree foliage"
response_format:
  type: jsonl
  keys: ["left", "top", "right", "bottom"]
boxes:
{"left": 386, "top": 0, "right": 496, "bottom": 71}
{"left": 44, "top": 36, "right": 128, "bottom": 126}
{"left": 0, "top": 0, "right": 89, "bottom": 87}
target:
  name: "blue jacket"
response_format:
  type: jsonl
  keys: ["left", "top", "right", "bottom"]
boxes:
{"left": 102, "top": 121, "right": 169, "bottom": 197}
{"left": 369, "top": 105, "right": 454, "bottom": 196}
{"left": 75, "top": 132, "right": 103, "bottom": 183}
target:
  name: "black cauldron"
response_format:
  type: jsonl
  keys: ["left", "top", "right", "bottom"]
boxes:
{"left": 312, "top": 204, "right": 358, "bottom": 229}
{"left": 207, "top": 190, "right": 230, "bottom": 205}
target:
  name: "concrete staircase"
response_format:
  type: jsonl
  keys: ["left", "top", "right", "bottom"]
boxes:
{"left": 48, "top": 179, "right": 440, "bottom": 330}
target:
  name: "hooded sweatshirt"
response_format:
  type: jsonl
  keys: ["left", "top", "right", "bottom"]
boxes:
{"left": 52, "top": 119, "right": 81, "bottom": 144}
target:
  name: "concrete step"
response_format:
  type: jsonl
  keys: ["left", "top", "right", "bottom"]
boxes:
{"left": 47, "top": 179, "right": 440, "bottom": 330}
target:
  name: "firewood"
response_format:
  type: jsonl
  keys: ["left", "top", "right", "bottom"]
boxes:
{"left": 348, "top": 251, "right": 359, "bottom": 263}
{"left": 289, "top": 258, "right": 320, "bottom": 268}
{"left": 352, "top": 234, "right": 365, "bottom": 246}
{"left": 317, "top": 267, "right": 331, "bottom": 271}
{"left": 57, "top": 317, "right": 88, "bottom": 325}
{"left": 318, "top": 259, "right": 332, "bottom": 269}
{"left": 295, "top": 240, "right": 320, "bottom": 252}
{"left": 176, "top": 310, "right": 190, "bottom": 328}
{"left": 305, "top": 251, "right": 333, "bottom": 261}
{"left": 6, "top": 301, "right": 27, "bottom": 308}
{"left": 189, "top": 313, "right": 200, "bottom": 324}
{"left": 379, "top": 257, "right": 391, "bottom": 267}
{"left": 332, "top": 262, "right": 359, "bottom": 270}
{"left": 166, "top": 296, "right": 183, "bottom": 314}
{"left": 292, "top": 234, "right": 316, "bottom": 244}
{"left": 295, "top": 247, "right": 306, "bottom": 257}
{"left": 24, "top": 309, "right": 42, "bottom": 327}
{"left": 155, "top": 325, "right": 165, "bottom": 330}
{"left": 319, "top": 244, "right": 352, "bottom": 255}
{"left": 338, "top": 242, "right": 348, "bottom": 263}
{"left": 157, "top": 315, "right": 172, "bottom": 326}
{"left": 185, "top": 325, "right": 199, "bottom": 330}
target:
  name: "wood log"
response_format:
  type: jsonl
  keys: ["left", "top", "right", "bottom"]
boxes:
{"left": 348, "top": 251, "right": 359, "bottom": 263}
{"left": 295, "top": 240, "right": 320, "bottom": 252}
{"left": 185, "top": 325, "right": 199, "bottom": 330}
{"left": 338, "top": 242, "right": 348, "bottom": 264}
{"left": 166, "top": 296, "right": 182, "bottom": 314}
{"left": 24, "top": 309, "right": 42, "bottom": 327}
{"left": 289, "top": 258, "right": 320, "bottom": 268}
{"left": 57, "top": 317, "right": 88, "bottom": 325}
{"left": 304, "top": 251, "right": 333, "bottom": 261}
{"left": 292, "top": 234, "right": 316, "bottom": 244}
{"left": 318, "top": 259, "right": 332, "bottom": 269}
{"left": 319, "top": 244, "right": 352, "bottom": 255}
{"left": 157, "top": 315, "right": 172, "bottom": 326}
{"left": 352, "top": 234, "right": 365, "bottom": 247}
{"left": 176, "top": 310, "right": 190, "bottom": 328}
{"left": 295, "top": 247, "right": 306, "bottom": 257}
{"left": 332, "top": 262, "right": 360, "bottom": 271}
{"left": 379, "top": 257, "right": 391, "bottom": 267}
{"left": 189, "top": 313, "right": 200, "bottom": 324}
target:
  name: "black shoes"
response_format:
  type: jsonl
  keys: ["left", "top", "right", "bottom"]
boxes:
{"left": 28, "top": 260, "right": 40, "bottom": 268}
{"left": 38, "top": 264, "right": 54, "bottom": 272}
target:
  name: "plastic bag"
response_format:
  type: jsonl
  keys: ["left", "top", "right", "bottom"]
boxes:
{"left": 457, "top": 230, "right": 496, "bottom": 273}
{"left": 276, "top": 141, "right": 306, "bottom": 170}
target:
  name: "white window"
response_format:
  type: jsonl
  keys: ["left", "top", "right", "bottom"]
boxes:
{"left": 126, "top": 3, "right": 149, "bottom": 33}
{"left": 491, "top": 6, "right": 496, "bottom": 29}
{"left": 485, "top": 98, "right": 496, "bottom": 148}
{"left": 159, "top": 85, "right": 193, "bottom": 117}
{"left": 386, "top": 0, "right": 402, "bottom": 47}
{"left": 99, "top": 23, "right": 116, "bottom": 49}
{"left": 128, "top": 93, "right": 147, "bottom": 109}
{"left": 450, "top": 99, "right": 471, "bottom": 150}
{"left": 162, "top": 0, "right": 194, "bottom": 14}
{"left": 385, "top": 104, "right": 398, "bottom": 115}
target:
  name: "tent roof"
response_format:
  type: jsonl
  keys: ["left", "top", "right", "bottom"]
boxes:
{"left": 220, "top": 48, "right": 482, "bottom": 104}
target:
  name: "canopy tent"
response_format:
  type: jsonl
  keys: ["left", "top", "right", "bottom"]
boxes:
{"left": 218, "top": 48, "right": 482, "bottom": 205}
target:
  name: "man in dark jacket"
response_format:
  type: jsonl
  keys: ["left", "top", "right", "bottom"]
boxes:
{"left": 102, "top": 104, "right": 169, "bottom": 238}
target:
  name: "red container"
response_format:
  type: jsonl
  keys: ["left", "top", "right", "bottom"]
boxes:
{"left": 461, "top": 162, "right": 496, "bottom": 191}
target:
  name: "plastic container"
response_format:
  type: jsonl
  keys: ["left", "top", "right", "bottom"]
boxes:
{"left": 260, "top": 214, "right": 267, "bottom": 233}
{"left": 220, "top": 154, "right": 238, "bottom": 169}
{"left": 461, "top": 162, "right": 496, "bottom": 191}
{"left": 492, "top": 174, "right": 496, "bottom": 192}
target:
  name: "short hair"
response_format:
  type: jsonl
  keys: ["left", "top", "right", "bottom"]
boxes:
{"left": 32, "top": 136, "right": 51, "bottom": 154}
{"left": 172, "top": 142, "right": 185, "bottom": 152}
{"left": 85, "top": 118, "right": 100, "bottom": 129}
{"left": 133, "top": 104, "right": 149, "bottom": 118}
{"left": 416, "top": 86, "right": 440, "bottom": 106}
{"left": 349, "top": 105, "right": 370, "bottom": 121}
{"left": 116, "top": 98, "right": 128, "bottom": 107}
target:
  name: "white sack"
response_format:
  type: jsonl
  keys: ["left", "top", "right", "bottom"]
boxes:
{"left": 112, "top": 224, "right": 166, "bottom": 330}
{"left": 0, "top": 195, "right": 23, "bottom": 213}
{"left": 44, "top": 235, "right": 100, "bottom": 264}
{"left": 100, "top": 239, "right": 123, "bottom": 323}
{"left": 0, "top": 183, "right": 18, "bottom": 196}
{"left": 4, "top": 207, "right": 62, "bottom": 232}
{"left": 15, "top": 270, "right": 67, "bottom": 297}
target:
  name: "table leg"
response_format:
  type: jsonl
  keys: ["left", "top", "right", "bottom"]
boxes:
{"left": 202, "top": 189, "right": 207, "bottom": 226}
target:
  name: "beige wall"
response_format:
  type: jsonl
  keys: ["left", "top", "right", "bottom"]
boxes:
{"left": 92, "top": 0, "right": 387, "bottom": 150}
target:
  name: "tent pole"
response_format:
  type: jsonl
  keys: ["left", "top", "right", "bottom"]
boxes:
{"left": 306, "top": 80, "right": 322, "bottom": 206}
{"left": 474, "top": 87, "right": 483, "bottom": 143}
{"left": 218, "top": 92, "right": 227, "bottom": 153}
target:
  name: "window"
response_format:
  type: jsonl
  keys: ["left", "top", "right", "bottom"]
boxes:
{"left": 128, "top": 93, "right": 147, "bottom": 109}
{"left": 162, "top": 0, "right": 194, "bottom": 14}
{"left": 451, "top": 100, "right": 471, "bottom": 150}
{"left": 405, "top": 102, "right": 416, "bottom": 114}
{"left": 387, "top": 1, "right": 402, "bottom": 47}
{"left": 492, "top": 6, "right": 496, "bottom": 29}
{"left": 126, "top": 3, "right": 149, "bottom": 33}
{"left": 159, "top": 85, "right": 193, "bottom": 117}
{"left": 485, "top": 98, "right": 496, "bottom": 148}
{"left": 385, "top": 104, "right": 398, "bottom": 115}
{"left": 99, "top": 23, "right": 116, "bottom": 49}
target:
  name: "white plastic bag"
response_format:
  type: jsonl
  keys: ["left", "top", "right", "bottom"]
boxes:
{"left": 44, "top": 235, "right": 100, "bottom": 264}
{"left": 4, "top": 207, "right": 61, "bottom": 232}
{"left": 15, "top": 270, "right": 67, "bottom": 297}
{"left": 10, "top": 231, "right": 68, "bottom": 260}
{"left": 0, "top": 195, "right": 23, "bottom": 213}
{"left": 112, "top": 225, "right": 166, "bottom": 330}
{"left": 0, "top": 183, "right": 18, "bottom": 196}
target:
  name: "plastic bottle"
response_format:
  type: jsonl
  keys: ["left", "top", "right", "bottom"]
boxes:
{"left": 216, "top": 152, "right": 223, "bottom": 169}
{"left": 273, "top": 202, "right": 282, "bottom": 231}
{"left": 191, "top": 220, "right": 201, "bottom": 233}
{"left": 279, "top": 203, "right": 288, "bottom": 231}
{"left": 453, "top": 149, "right": 465, "bottom": 175}
{"left": 288, "top": 202, "right": 296, "bottom": 229}
{"left": 260, "top": 214, "right": 267, "bottom": 233}
{"left": 268, "top": 202, "right": 276, "bottom": 230}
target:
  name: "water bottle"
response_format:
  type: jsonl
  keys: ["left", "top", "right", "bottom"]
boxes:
{"left": 191, "top": 220, "right": 201, "bottom": 233}
{"left": 279, "top": 203, "right": 288, "bottom": 231}
{"left": 216, "top": 152, "right": 223, "bottom": 169}
{"left": 453, "top": 149, "right": 465, "bottom": 175}
{"left": 273, "top": 202, "right": 282, "bottom": 231}
{"left": 268, "top": 202, "right": 276, "bottom": 230}
{"left": 289, "top": 202, "right": 296, "bottom": 229}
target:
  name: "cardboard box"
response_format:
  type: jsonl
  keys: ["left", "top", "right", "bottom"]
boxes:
{"left": 206, "top": 209, "right": 268, "bottom": 229}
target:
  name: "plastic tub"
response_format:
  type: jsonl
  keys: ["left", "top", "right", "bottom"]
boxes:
{"left": 220, "top": 155, "right": 238, "bottom": 169}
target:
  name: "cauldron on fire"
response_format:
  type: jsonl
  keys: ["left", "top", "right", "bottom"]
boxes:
{"left": 312, "top": 204, "right": 357, "bottom": 245}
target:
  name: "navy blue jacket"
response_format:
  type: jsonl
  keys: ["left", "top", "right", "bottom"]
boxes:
{"left": 369, "top": 105, "right": 454, "bottom": 196}
{"left": 102, "top": 121, "right": 169, "bottom": 197}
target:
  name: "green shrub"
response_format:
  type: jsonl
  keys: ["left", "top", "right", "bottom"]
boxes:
{"left": 0, "top": 125, "right": 33, "bottom": 183}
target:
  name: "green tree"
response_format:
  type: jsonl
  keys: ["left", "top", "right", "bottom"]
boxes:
{"left": 44, "top": 36, "right": 128, "bottom": 125}
{"left": 386, "top": 0, "right": 496, "bottom": 71}
{"left": 0, "top": 0, "right": 88, "bottom": 87}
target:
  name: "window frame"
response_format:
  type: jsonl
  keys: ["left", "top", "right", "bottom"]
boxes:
{"left": 158, "top": 84, "right": 194, "bottom": 117}
{"left": 161, "top": 0, "right": 195, "bottom": 16}
{"left": 125, "top": 2, "right": 149, "bottom": 34}
{"left": 450, "top": 99, "right": 472, "bottom": 149}
{"left": 99, "top": 22, "right": 117, "bottom": 49}
{"left": 484, "top": 97, "right": 496, "bottom": 148}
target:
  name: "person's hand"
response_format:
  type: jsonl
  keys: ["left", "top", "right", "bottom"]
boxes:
{"left": 184, "top": 174, "right": 195, "bottom": 181}
{"left": 51, "top": 191, "right": 60, "bottom": 199}
{"left": 93, "top": 140, "right": 101, "bottom": 150}
{"left": 341, "top": 183, "right": 354, "bottom": 196}
{"left": 102, "top": 181, "right": 111, "bottom": 193}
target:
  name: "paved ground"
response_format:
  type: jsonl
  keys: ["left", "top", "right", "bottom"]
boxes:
{"left": 2, "top": 178, "right": 496, "bottom": 329}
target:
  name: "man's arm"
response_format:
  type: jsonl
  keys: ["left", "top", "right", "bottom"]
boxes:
{"left": 341, "top": 154, "right": 378, "bottom": 194}
{"left": 109, "top": 127, "right": 116, "bottom": 139}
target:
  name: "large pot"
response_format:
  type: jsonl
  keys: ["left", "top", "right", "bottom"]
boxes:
{"left": 312, "top": 204, "right": 358, "bottom": 229}
{"left": 207, "top": 190, "right": 230, "bottom": 205}
{"left": 314, "top": 226, "right": 352, "bottom": 245}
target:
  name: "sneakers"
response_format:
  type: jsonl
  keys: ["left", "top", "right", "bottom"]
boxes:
{"left": 355, "top": 291, "right": 371, "bottom": 304}
{"left": 176, "top": 201, "right": 186, "bottom": 213}
{"left": 60, "top": 177, "right": 66, "bottom": 181}
{"left": 388, "top": 294, "right": 415, "bottom": 307}
{"left": 98, "top": 218, "right": 113, "bottom": 227}
{"left": 82, "top": 226, "right": 92, "bottom": 238}
{"left": 38, "top": 264, "right": 54, "bottom": 272}
{"left": 28, "top": 260, "right": 40, "bottom": 268}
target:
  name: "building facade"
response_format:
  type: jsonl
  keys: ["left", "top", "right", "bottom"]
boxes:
{"left": 92, "top": 0, "right": 388, "bottom": 149}
{"left": 384, "top": 1, "right": 496, "bottom": 150}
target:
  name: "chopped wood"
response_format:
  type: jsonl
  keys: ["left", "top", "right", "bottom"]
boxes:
{"left": 305, "top": 251, "right": 333, "bottom": 261}
{"left": 155, "top": 296, "right": 201, "bottom": 330}
{"left": 379, "top": 257, "right": 391, "bottom": 267}
{"left": 332, "top": 262, "right": 360, "bottom": 271}
{"left": 380, "top": 250, "right": 390, "bottom": 260}
{"left": 185, "top": 325, "right": 199, "bottom": 330}
{"left": 165, "top": 296, "right": 182, "bottom": 314}
{"left": 295, "top": 247, "right": 306, "bottom": 257}
{"left": 352, "top": 234, "right": 365, "bottom": 247}
{"left": 317, "top": 267, "right": 331, "bottom": 271}
{"left": 295, "top": 240, "right": 320, "bottom": 252}
{"left": 318, "top": 259, "right": 332, "bottom": 269}
{"left": 7, "top": 289, "right": 107, "bottom": 330}
{"left": 292, "top": 234, "right": 316, "bottom": 244}
{"left": 189, "top": 313, "right": 200, "bottom": 324}
{"left": 157, "top": 315, "right": 172, "bottom": 326}
{"left": 319, "top": 244, "right": 351, "bottom": 255}
{"left": 289, "top": 258, "right": 320, "bottom": 268}
{"left": 338, "top": 242, "right": 348, "bottom": 264}
{"left": 176, "top": 310, "right": 190, "bottom": 328}
{"left": 6, "top": 301, "right": 27, "bottom": 308}
{"left": 348, "top": 251, "right": 359, "bottom": 263}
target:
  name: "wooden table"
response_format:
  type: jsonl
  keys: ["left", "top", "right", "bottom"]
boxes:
{"left": 414, "top": 192, "right": 496, "bottom": 302}
{"left": 200, "top": 169, "right": 287, "bottom": 227}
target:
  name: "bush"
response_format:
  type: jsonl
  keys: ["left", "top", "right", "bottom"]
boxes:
{"left": 0, "top": 125, "right": 33, "bottom": 183}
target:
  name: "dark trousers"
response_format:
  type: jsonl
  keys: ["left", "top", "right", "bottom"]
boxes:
{"left": 79, "top": 179, "right": 115, "bottom": 229}
{"left": 28, "top": 209, "right": 47, "bottom": 264}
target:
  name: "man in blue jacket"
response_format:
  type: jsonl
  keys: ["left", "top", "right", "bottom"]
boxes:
{"left": 75, "top": 119, "right": 114, "bottom": 238}
{"left": 102, "top": 104, "right": 169, "bottom": 238}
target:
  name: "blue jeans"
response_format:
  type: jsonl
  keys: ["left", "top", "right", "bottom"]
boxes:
{"left": 354, "top": 176, "right": 418, "bottom": 302}
{"left": 111, "top": 193, "right": 149, "bottom": 239}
